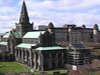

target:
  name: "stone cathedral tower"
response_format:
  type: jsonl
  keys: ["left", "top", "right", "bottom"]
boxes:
{"left": 16, "top": 1, "right": 33, "bottom": 37}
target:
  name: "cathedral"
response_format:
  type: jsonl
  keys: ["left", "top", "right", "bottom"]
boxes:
{"left": 0, "top": 1, "right": 91, "bottom": 71}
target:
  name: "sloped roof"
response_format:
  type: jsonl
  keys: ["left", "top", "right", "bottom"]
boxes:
{"left": 3, "top": 32, "right": 10, "bottom": 38}
{"left": 35, "top": 46, "right": 66, "bottom": 51}
{"left": 23, "top": 31, "right": 45, "bottom": 38}
{"left": 0, "top": 42, "right": 8, "bottom": 45}
{"left": 16, "top": 43, "right": 36, "bottom": 49}
{"left": 3, "top": 32, "right": 20, "bottom": 38}
{"left": 12, "top": 32, "right": 20, "bottom": 38}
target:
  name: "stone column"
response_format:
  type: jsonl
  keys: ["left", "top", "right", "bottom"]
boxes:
{"left": 40, "top": 53, "right": 44, "bottom": 71}
{"left": 49, "top": 53, "right": 52, "bottom": 69}
{"left": 38, "top": 53, "right": 40, "bottom": 71}
{"left": 25, "top": 50, "right": 28, "bottom": 65}
{"left": 18, "top": 50, "right": 20, "bottom": 62}
{"left": 19, "top": 50, "right": 21, "bottom": 63}
{"left": 56, "top": 53, "right": 58, "bottom": 68}
{"left": 29, "top": 50, "right": 33, "bottom": 68}
{"left": 23, "top": 50, "right": 25, "bottom": 64}
{"left": 27, "top": 51, "right": 30, "bottom": 66}
{"left": 15, "top": 49, "right": 17, "bottom": 61}
{"left": 61, "top": 52, "right": 64, "bottom": 67}
{"left": 33, "top": 54, "right": 36, "bottom": 70}
{"left": 16, "top": 49, "right": 18, "bottom": 61}
{"left": 15, "top": 49, "right": 17, "bottom": 57}
{"left": 21, "top": 50, "right": 24, "bottom": 64}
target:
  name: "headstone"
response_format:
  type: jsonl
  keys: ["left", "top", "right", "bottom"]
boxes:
{"left": 72, "top": 65, "right": 77, "bottom": 71}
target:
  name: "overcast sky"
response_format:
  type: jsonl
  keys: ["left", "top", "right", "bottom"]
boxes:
{"left": 0, "top": 0, "right": 100, "bottom": 33}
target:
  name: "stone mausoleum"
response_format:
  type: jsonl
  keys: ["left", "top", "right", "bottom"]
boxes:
{"left": 0, "top": 1, "right": 91, "bottom": 71}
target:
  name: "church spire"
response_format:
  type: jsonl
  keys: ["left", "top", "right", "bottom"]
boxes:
{"left": 19, "top": 1, "right": 29, "bottom": 23}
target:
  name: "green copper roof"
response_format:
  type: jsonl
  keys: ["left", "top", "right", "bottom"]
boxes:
{"left": 3, "top": 32, "right": 20, "bottom": 38}
{"left": 3, "top": 33, "right": 10, "bottom": 38}
{"left": 35, "top": 46, "right": 65, "bottom": 51}
{"left": 12, "top": 32, "right": 20, "bottom": 38}
{"left": 23, "top": 31, "right": 45, "bottom": 38}
{"left": 16, "top": 43, "right": 36, "bottom": 49}
{"left": 0, "top": 42, "right": 8, "bottom": 45}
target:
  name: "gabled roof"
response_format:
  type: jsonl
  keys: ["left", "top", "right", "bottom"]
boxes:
{"left": 3, "top": 33, "right": 10, "bottom": 38}
{"left": 12, "top": 32, "right": 20, "bottom": 38}
{"left": 23, "top": 31, "right": 45, "bottom": 38}
{"left": 3, "top": 32, "right": 20, "bottom": 38}
{"left": 16, "top": 43, "right": 36, "bottom": 49}
{"left": 0, "top": 42, "right": 8, "bottom": 45}
{"left": 35, "top": 46, "right": 66, "bottom": 51}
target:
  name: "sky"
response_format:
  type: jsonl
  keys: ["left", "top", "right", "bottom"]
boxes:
{"left": 0, "top": 0, "right": 100, "bottom": 33}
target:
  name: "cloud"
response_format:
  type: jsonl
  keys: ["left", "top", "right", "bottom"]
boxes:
{"left": 0, "top": 0, "right": 100, "bottom": 33}
{"left": 0, "top": 0, "right": 13, "bottom": 5}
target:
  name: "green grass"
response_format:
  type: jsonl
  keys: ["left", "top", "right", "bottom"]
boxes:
{"left": 0, "top": 62, "right": 31, "bottom": 73}
{"left": 0, "top": 62, "right": 67, "bottom": 75}
{"left": 92, "top": 49, "right": 100, "bottom": 51}
{"left": 45, "top": 69, "right": 67, "bottom": 74}
{"left": 34, "top": 69, "right": 67, "bottom": 74}
{"left": 92, "top": 72, "right": 99, "bottom": 75}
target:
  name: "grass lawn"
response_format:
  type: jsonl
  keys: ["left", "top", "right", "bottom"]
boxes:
{"left": 0, "top": 62, "right": 31, "bottom": 73}
{"left": 92, "top": 71, "right": 100, "bottom": 75}
{"left": 34, "top": 69, "right": 67, "bottom": 74}
{"left": 44, "top": 69, "right": 67, "bottom": 74}
{"left": 92, "top": 49, "right": 100, "bottom": 51}
{"left": 0, "top": 62, "right": 67, "bottom": 75}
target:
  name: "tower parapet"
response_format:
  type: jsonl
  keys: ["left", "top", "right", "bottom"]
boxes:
{"left": 93, "top": 24, "right": 99, "bottom": 42}
{"left": 82, "top": 24, "right": 86, "bottom": 28}
{"left": 48, "top": 22, "right": 54, "bottom": 34}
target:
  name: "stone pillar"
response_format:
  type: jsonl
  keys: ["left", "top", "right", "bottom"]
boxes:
{"left": 68, "top": 28, "right": 72, "bottom": 43}
{"left": 18, "top": 50, "right": 20, "bottom": 62}
{"left": 15, "top": 49, "right": 17, "bottom": 57}
{"left": 27, "top": 51, "right": 30, "bottom": 66}
{"left": 16, "top": 49, "right": 18, "bottom": 61}
{"left": 61, "top": 52, "right": 64, "bottom": 67}
{"left": 23, "top": 50, "right": 25, "bottom": 64}
{"left": 38, "top": 53, "right": 40, "bottom": 71}
{"left": 15, "top": 49, "right": 17, "bottom": 61}
{"left": 29, "top": 50, "right": 32, "bottom": 68}
{"left": 55, "top": 53, "right": 58, "bottom": 68}
{"left": 21, "top": 50, "right": 24, "bottom": 64}
{"left": 40, "top": 53, "right": 44, "bottom": 71}
{"left": 49, "top": 53, "right": 52, "bottom": 69}
{"left": 33, "top": 54, "right": 36, "bottom": 70}
{"left": 25, "top": 50, "right": 28, "bottom": 65}
{"left": 19, "top": 50, "right": 21, "bottom": 63}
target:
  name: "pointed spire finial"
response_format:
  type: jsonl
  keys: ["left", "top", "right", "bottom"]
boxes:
{"left": 19, "top": 0, "right": 29, "bottom": 23}
{"left": 21, "top": 0, "right": 27, "bottom": 14}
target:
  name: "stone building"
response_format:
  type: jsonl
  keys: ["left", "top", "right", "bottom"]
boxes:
{"left": 0, "top": 1, "right": 91, "bottom": 71}
{"left": 0, "top": 1, "right": 67, "bottom": 71}
{"left": 39, "top": 24, "right": 100, "bottom": 44}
